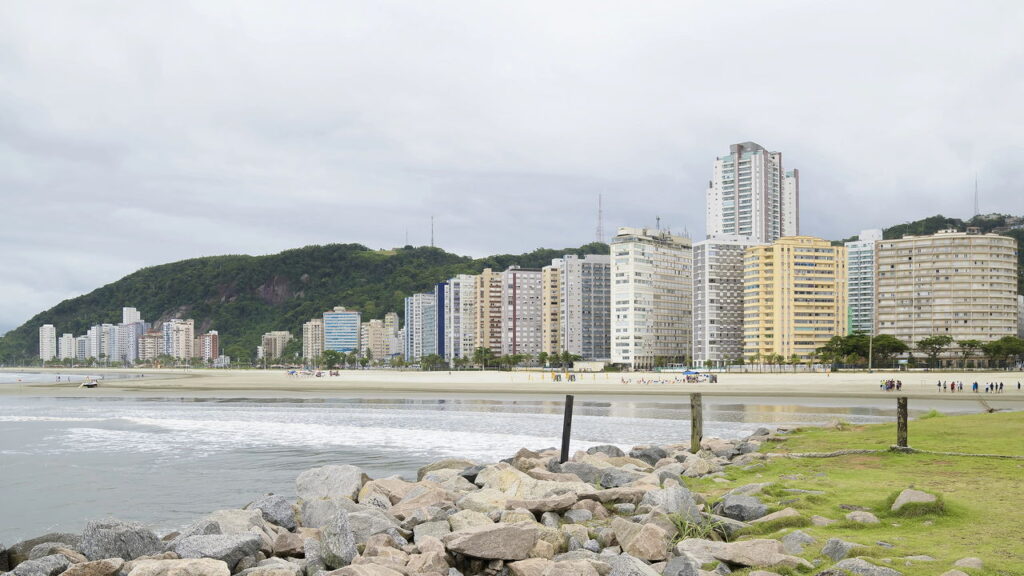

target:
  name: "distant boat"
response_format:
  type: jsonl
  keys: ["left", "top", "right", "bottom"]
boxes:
{"left": 80, "top": 379, "right": 98, "bottom": 388}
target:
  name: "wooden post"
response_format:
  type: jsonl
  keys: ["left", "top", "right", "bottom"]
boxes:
{"left": 560, "top": 394, "right": 574, "bottom": 463}
{"left": 691, "top": 393, "right": 703, "bottom": 454}
{"left": 897, "top": 396, "right": 908, "bottom": 448}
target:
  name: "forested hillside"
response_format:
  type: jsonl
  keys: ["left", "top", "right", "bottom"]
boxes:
{"left": 0, "top": 242, "right": 608, "bottom": 363}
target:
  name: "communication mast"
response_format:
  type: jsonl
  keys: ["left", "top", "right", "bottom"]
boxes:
{"left": 596, "top": 194, "right": 605, "bottom": 243}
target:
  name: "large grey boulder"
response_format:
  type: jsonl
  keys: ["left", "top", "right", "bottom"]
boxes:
{"left": 172, "top": 534, "right": 262, "bottom": 571}
{"left": 10, "top": 554, "right": 71, "bottom": 576}
{"left": 320, "top": 510, "right": 357, "bottom": 569}
{"left": 890, "top": 489, "right": 937, "bottom": 513}
{"left": 442, "top": 523, "right": 538, "bottom": 560}
{"left": 600, "top": 468, "right": 647, "bottom": 488}
{"left": 348, "top": 508, "right": 403, "bottom": 545}
{"left": 845, "top": 511, "right": 880, "bottom": 524}
{"left": 607, "top": 554, "right": 661, "bottom": 576}
{"left": 203, "top": 509, "right": 267, "bottom": 534}
{"left": 80, "top": 520, "right": 162, "bottom": 561}
{"left": 781, "top": 530, "right": 815, "bottom": 555}
{"left": 8, "top": 533, "right": 81, "bottom": 567}
{"left": 249, "top": 495, "right": 297, "bottom": 531}
{"left": 830, "top": 558, "right": 903, "bottom": 576}
{"left": 27, "top": 542, "right": 85, "bottom": 562}
{"left": 822, "top": 538, "right": 865, "bottom": 562}
{"left": 418, "top": 458, "right": 477, "bottom": 482}
{"left": 710, "top": 539, "right": 812, "bottom": 570}
{"left": 295, "top": 465, "right": 369, "bottom": 501}
{"left": 714, "top": 494, "right": 767, "bottom": 522}
{"left": 629, "top": 447, "right": 667, "bottom": 467}
{"left": 586, "top": 445, "right": 625, "bottom": 458}
{"left": 126, "top": 558, "right": 231, "bottom": 576}
{"left": 639, "top": 480, "right": 701, "bottom": 523}
{"left": 300, "top": 496, "right": 361, "bottom": 529}
{"left": 555, "top": 462, "right": 605, "bottom": 485}
{"left": 663, "top": 553, "right": 701, "bottom": 576}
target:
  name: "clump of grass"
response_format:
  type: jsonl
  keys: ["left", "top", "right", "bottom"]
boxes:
{"left": 918, "top": 409, "right": 944, "bottom": 420}
{"left": 669, "top": 512, "right": 731, "bottom": 543}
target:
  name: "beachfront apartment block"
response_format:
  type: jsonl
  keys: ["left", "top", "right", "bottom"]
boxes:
{"left": 198, "top": 330, "right": 219, "bottom": 361}
{"left": 875, "top": 229, "right": 1018, "bottom": 350}
{"left": 361, "top": 319, "right": 387, "bottom": 360}
{"left": 39, "top": 324, "right": 57, "bottom": 361}
{"left": 323, "top": 306, "right": 361, "bottom": 354}
{"left": 611, "top": 227, "right": 693, "bottom": 370}
{"left": 559, "top": 254, "right": 611, "bottom": 360}
{"left": 500, "top": 266, "right": 544, "bottom": 356}
{"left": 444, "top": 274, "right": 476, "bottom": 362}
{"left": 403, "top": 293, "right": 435, "bottom": 361}
{"left": 743, "top": 236, "right": 847, "bottom": 362}
{"left": 692, "top": 235, "right": 765, "bottom": 368}
{"left": 845, "top": 229, "right": 883, "bottom": 335}
{"left": 58, "top": 333, "right": 76, "bottom": 361}
{"left": 302, "top": 318, "right": 324, "bottom": 360}
{"left": 260, "top": 331, "right": 293, "bottom": 360}
{"left": 474, "top": 268, "right": 503, "bottom": 355}
{"left": 1019, "top": 295, "right": 1024, "bottom": 338}
{"left": 706, "top": 142, "right": 799, "bottom": 244}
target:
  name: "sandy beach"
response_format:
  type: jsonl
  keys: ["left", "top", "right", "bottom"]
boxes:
{"left": 2, "top": 367, "right": 1023, "bottom": 405}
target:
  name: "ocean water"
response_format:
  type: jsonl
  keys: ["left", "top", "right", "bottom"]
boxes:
{"left": 0, "top": 393, "right": 981, "bottom": 543}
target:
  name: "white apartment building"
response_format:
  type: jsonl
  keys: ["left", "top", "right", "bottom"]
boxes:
{"left": 541, "top": 260, "right": 563, "bottom": 357}
{"left": 260, "top": 331, "right": 292, "bottom": 360}
{"left": 75, "top": 336, "right": 89, "bottom": 361}
{"left": 302, "top": 318, "right": 324, "bottom": 360}
{"left": 692, "top": 235, "right": 764, "bottom": 367}
{"left": 611, "top": 227, "right": 693, "bottom": 369}
{"left": 404, "top": 293, "right": 435, "bottom": 362}
{"left": 58, "top": 333, "right": 76, "bottom": 361}
{"left": 1018, "top": 295, "right": 1024, "bottom": 338}
{"left": 384, "top": 312, "right": 402, "bottom": 358}
{"left": 163, "top": 319, "right": 195, "bottom": 360}
{"left": 474, "top": 269, "right": 504, "bottom": 354}
{"left": 39, "top": 324, "right": 57, "bottom": 361}
{"left": 444, "top": 274, "right": 477, "bottom": 362}
{"left": 361, "top": 319, "right": 387, "bottom": 360}
{"left": 845, "top": 229, "right": 883, "bottom": 335}
{"left": 122, "top": 307, "right": 141, "bottom": 324}
{"left": 500, "top": 266, "right": 544, "bottom": 357}
{"left": 875, "top": 229, "right": 1018, "bottom": 352}
{"left": 706, "top": 142, "right": 799, "bottom": 244}
{"left": 559, "top": 254, "right": 611, "bottom": 360}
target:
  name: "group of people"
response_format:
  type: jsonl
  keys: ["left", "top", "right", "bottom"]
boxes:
{"left": 937, "top": 380, "right": 1020, "bottom": 393}
{"left": 620, "top": 373, "right": 718, "bottom": 385}
{"left": 880, "top": 379, "right": 903, "bottom": 391}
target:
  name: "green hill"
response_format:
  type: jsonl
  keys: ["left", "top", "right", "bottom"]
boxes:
{"left": 0, "top": 242, "right": 609, "bottom": 363}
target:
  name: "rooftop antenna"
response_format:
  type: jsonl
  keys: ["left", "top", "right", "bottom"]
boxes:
{"left": 405, "top": 228, "right": 409, "bottom": 246}
{"left": 974, "top": 173, "right": 979, "bottom": 217}
{"left": 430, "top": 215, "right": 435, "bottom": 248}
{"left": 596, "top": 194, "right": 605, "bottom": 243}
{"left": 656, "top": 216, "right": 661, "bottom": 230}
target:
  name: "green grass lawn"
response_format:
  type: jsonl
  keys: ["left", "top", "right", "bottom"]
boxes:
{"left": 685, "top": 411, "right": 1024, "bottom": 576}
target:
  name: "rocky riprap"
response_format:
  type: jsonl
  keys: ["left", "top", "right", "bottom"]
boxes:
{"left": 1, "top": 430, "right": 958, "bottom": 576}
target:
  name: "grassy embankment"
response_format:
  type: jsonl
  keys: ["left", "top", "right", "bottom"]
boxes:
{"left": 686, "top": 411, "right": 1024, "bottom": 576}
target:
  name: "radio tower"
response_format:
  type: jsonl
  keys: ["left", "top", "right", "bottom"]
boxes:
{"left": 974, "top": 173, "right": 979, "bottom": 217}
{"left": 596, "top": 194, "right": 605, "bottom": 243}
{"left": 430, "top": 215, "right": 435, "bottom": 248}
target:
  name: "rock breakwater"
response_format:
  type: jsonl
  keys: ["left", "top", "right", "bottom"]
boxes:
{"left": 1, "top": 427, "right": 960, "bottom": 576}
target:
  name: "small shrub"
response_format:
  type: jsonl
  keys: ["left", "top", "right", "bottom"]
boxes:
{"left": 669, "top": 511, "right": 731, "bottom": 543}
{"left": 880, "top": 490, "right": 946, "bottom": 517}
{"left": 918, "top": 409, "right": 944, "bottom": 420}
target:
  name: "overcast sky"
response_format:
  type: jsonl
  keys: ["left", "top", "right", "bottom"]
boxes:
{"left": 2, "top": 1, "right": 1022, "bottom": 334}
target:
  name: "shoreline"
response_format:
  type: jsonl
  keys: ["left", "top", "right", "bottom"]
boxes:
{"left": 2, "top": 367, "right": 1023, "bottom": 405}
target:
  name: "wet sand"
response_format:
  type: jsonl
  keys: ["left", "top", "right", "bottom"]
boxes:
{"left": 2, "top": 367, "right": 1023, "bottom": 405}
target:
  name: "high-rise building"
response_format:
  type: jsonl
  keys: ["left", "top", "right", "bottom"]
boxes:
{"left": 1018, "top": 296, "right": 1024, "bottom": 338}
{"left": 39, "top": 324, "right": 57, "bottom": 361}
{"left": 261, "top": 331, "right": 293, "bottom": 360}
{"left": 162, "top": 319, "right": 195, "bottom": 360}
{"left": 122, "top": 307, "right": 141, "bottom": 324}
{"left": 58, "top": 333, "right": 76, "bottom": 360}
{"left": 692, "top": 235, "right": 765, "bottom": 367}
{"left": 706, "top": 142, "right": 799, "bottom": 243}
{"left": 403, "top": 294, "right": 435, "bottom": 361}
{"left": 500, "top": 266, "right": 543, "bottom": 357}
{"left": 362, "top": 319, "right": 386, "bottom": 360}
{"left": 433, "top": 282, "right": 447, "bottom": 359}
{"left": 474, "top": 269, "right": 503, "bottom": 354}
{"left": 541, "top": 260, "right": 563, "bottom": 357}
{"left": 302, "top": 318, "right": 325, "bottom": 360}
{"left": 100, "top": 323, "right": 117, "bottom": 360}
{"left": 611, "top": 227, "right": 693, "bottom": 369}
{"left": 323, "top": 306, "right": 361, "bottom": 353}
{"left": 559, "top": 254, "right": 611, "bottom": 360}
{"left": 198, "top": 331, "right": 219, "bottom": 362}
{"left": 75, "top": 336, "right": 89, "bottom": 361}
{"left": 384, "top": 312, "right": 402, "bottom": 359}
{"left": 444, "top": 274, "right": 477, "bottom": 361}
{"left": 845, "top": 229, "right": 884, "bottom": 335}
{"left": 743, "top": 236, "right": 847, "bottom": 361}
{"left": 875, "top": 229, "right": 1018, "bottom": 353}
{"left": 138, "top": 332, "right": 163, "bottom": 362}
{"left": 87, "top": 325, "right": 101, "bottom": 359}
{"left": 116, "top": 322, "right": 146, "bottom": 365}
